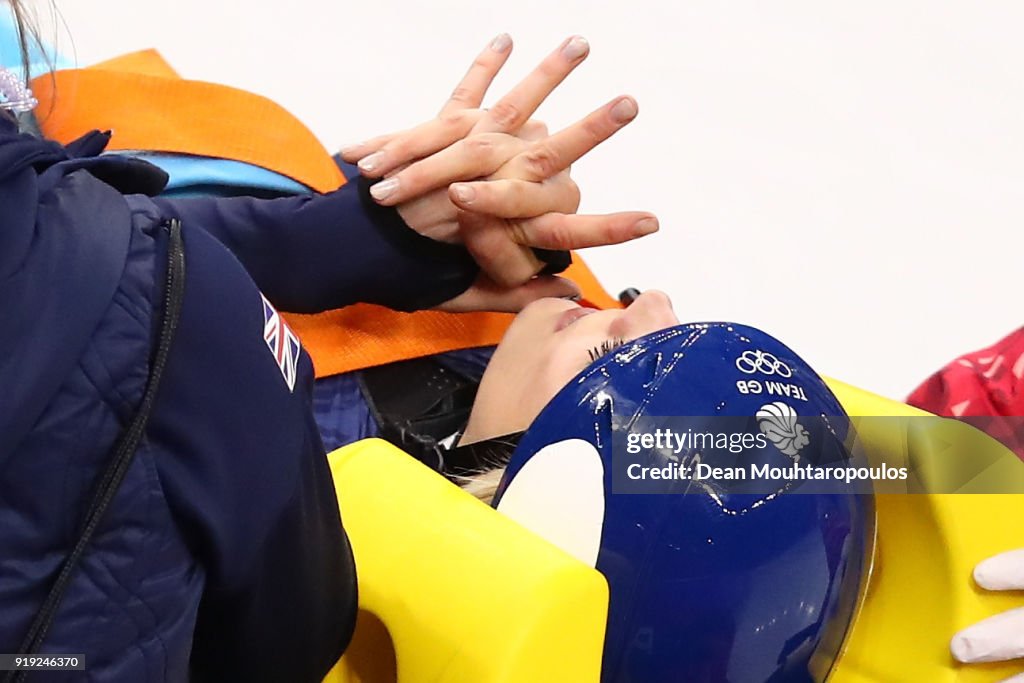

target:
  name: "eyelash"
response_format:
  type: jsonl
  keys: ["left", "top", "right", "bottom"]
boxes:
{"left": 588, "top": 338, "right": 626, "bottom": 363}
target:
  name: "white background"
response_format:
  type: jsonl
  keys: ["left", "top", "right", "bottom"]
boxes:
{"left": 32, "top": 0, "right": 1023, "bottom": 399}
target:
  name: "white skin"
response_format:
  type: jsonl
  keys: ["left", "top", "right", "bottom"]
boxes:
{"left": 461, "top": 290, "right": 679, "bottom": 443}
{"left": 342, "top": 35, "right": 659, "bottom": 312}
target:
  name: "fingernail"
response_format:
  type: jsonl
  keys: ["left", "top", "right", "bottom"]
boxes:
{"left": 370, "top": 177, "right": 399, "bottom": 202}
{"left": 358, "top": 151, "right": 385, "bottom": 173}
{"left": 451, "top": 183, "right": 476, "bottom": 204}
{"left": 634, "top": 217, "right": 659, "bottom": 237}
{"left": 490, "top": 33, "right": 512, "bottom": 52}
{"left": 562, "top": 36, "right": 589, "bottom": 61}
{"left": 611, "top": 97, "right": 638, "bottom": 123}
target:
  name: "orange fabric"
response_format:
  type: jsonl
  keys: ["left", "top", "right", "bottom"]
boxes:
{"left": 89, "top": 49, "right": 181, "bottom": 79}
{"left": 31, "top": 58, "right": 345, "bottom": 193}
{"left": 286, "top": 257, "right": 621, "bottom": 378}
{"left": 31, "top": 50, "right": 620, "bottom": 377}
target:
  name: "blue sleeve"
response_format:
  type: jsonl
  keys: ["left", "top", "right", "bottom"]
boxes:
{"left": 146, "top": 218, "right": 357, "bottom": 681}
{"left": 152, "top": 177, "right": 478, "bottom": 313}
{"left": 332, "top": 153, "right": 361, "bottom": 181}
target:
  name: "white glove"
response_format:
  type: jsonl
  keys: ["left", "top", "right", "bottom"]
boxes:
{"left": 951, "top": 549, "right": 1024, "bottom": 682}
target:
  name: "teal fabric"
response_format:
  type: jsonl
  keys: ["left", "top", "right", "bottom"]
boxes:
{"left": 124, "top": 152, "right": 311, "bottom": 197}
{"left": 0, "top": 8, "right": 72, "bottom": 78}
{"left": 2, "top": 10, "right": 307, "bottom": 196}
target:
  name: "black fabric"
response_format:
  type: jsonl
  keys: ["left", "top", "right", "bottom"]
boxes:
{"left": 358, "top": 356, "right": 481, "bottom": 476}
{"left": 357, "top": 176, "right": 479, "bottom": 308}
{"left": 358, "top": 355, "right": 526, "bottom": 478}
{"left": 534, "top": 247, "right": 572, "bottom": 275}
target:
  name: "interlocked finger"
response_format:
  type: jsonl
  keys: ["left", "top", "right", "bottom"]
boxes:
{"left": 354, "top": 109, "right": 485, "bottom": 178}
{"left": 368, "top": 133, "right": 529, "bottom": 205}
{"left": 448, "top": 175, "right": 580, "bottom": 218}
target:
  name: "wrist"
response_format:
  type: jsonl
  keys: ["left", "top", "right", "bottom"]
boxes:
{"left": 356, "top": 175, "right": 478, "bottom": 309}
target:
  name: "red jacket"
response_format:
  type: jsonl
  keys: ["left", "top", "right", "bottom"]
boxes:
{"left": 907, "top": 327, "right": 1024, "bottom": 459}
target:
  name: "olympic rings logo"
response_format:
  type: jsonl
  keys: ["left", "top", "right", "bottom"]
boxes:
{"left": 735, "top": 350, "right": 793, "bottom": 377}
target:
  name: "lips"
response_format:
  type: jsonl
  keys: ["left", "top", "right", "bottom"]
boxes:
{"left": 555, "top": 305, "right": 598, "bottom": 332}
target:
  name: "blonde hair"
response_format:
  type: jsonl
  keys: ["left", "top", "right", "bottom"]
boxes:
{"left": 459, "top": 467, "right": 506, "bottom": 505}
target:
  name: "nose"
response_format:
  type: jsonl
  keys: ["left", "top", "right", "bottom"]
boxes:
{"left": 611, "top": 289, "right": 679, "bottom": 339}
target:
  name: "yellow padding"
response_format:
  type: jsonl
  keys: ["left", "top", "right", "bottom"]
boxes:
{"left": 323, "top": 383, "right": 1024, "bottom": 682}
{"left": 824, "top": 378, "right": 1024, "bottom": 683}
{"left": 323, "top": 439, "right": 609, "bottom": 683}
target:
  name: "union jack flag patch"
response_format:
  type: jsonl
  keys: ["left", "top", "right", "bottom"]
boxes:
{"left": 261, "top": 293, "right": 301, "bottom": 392}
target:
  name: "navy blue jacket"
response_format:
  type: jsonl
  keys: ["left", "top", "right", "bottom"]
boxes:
{"left": 0, "top": 114, "right": 478, "bottom": 682}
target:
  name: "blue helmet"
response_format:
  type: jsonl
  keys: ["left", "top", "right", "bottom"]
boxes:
{"left": 491, "top": 323, "right": 871, "bottom": 683}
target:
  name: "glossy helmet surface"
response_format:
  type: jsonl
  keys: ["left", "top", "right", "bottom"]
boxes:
{"left": 492, "top": 323, "right": 871, "bottom": 683}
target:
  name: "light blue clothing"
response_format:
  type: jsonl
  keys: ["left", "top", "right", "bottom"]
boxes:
{"left": 0, "top": 8, "right": 72, "bottom": 79}
{"left": 2, "top": 10, "right": 306, "bottom": 197}
{"left": 122, "top": 152, "right": 311, "bottom": 197}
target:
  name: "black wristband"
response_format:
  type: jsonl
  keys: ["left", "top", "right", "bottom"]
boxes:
{"left": 357, "top": 175, "right": 480, "bottom": 268}
{"left": 534, "top": 247, "right": 572, "bottom": 275}
{"left": 357, "top": 175, "right": 479, "bottom": 309}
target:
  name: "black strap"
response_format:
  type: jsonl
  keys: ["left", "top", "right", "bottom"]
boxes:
{"left": 5, "top": 219, "right": 186, "bottom": 683}
{"left": 357, "top": 356, "right": 479, "bottom": 476}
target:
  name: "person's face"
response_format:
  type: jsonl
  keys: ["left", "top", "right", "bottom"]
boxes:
{"left": 462, "top": 290, "right": 679, "bottom": 443}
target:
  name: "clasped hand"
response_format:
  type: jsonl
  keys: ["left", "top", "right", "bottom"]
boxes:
{"left": 341, "top": 34, "right": 658, "bottom": 312}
